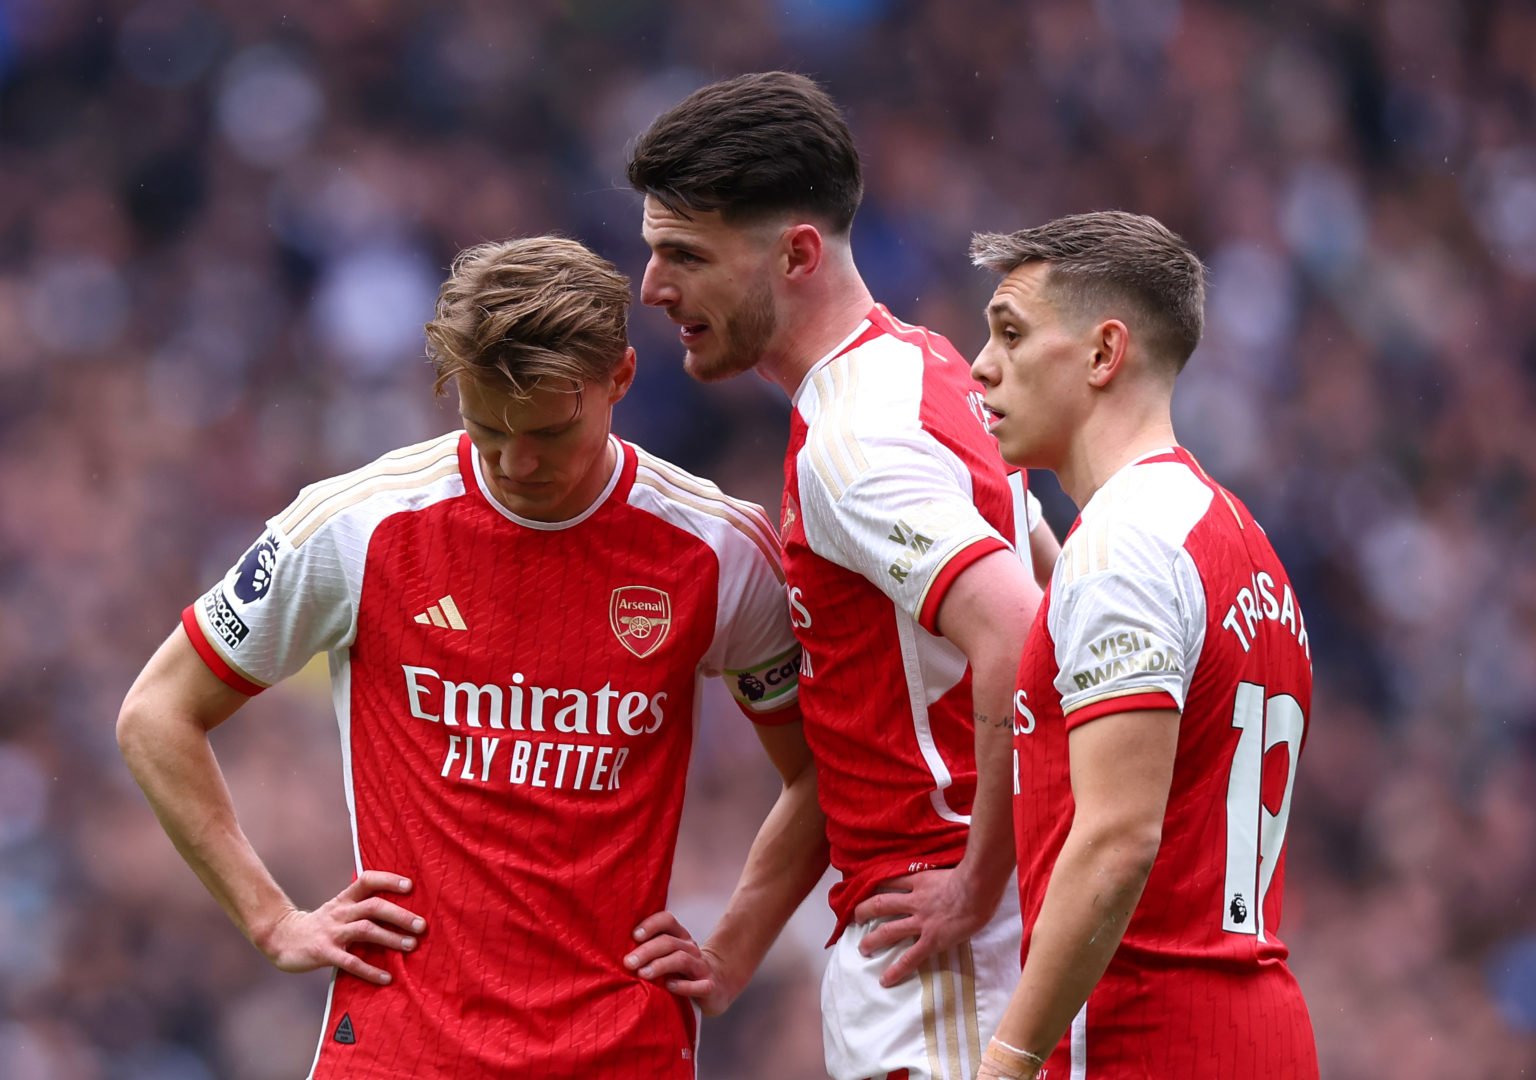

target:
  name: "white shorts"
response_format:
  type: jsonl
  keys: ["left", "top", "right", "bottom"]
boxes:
{"left": 820, "top": 886, "right": 1022, "bottom": 1080}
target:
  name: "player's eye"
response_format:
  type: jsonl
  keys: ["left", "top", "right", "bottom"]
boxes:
{"left": 671, "top": 250, "right": 702, "bottom": 265}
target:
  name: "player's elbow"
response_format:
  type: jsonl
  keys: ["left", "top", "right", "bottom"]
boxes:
{"left": 1079, "top": 816, "right": 1163, "bottom": 888}
{"left": 1112, "top": 828, "right": 1162, "bottom": 886}
{"left": 116, "top": 684, "right": 155, "bottom": 765}
{"left": 116, "top": 678, "right": 184, "bottom": 774}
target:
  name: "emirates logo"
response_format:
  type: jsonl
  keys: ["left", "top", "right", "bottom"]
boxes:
{"left": 610, "top": 586, "right": 673, "bottom": 658}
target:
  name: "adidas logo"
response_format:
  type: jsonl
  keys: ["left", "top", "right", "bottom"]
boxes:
{"left": 413, "top": 595, "right": 467, "bottom": 631}
{"left": 333, "top": 1012, "right": 356, "bottom": 1044}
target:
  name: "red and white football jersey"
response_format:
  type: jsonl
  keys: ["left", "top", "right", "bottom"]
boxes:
{"left": 183, "top": 432, "right": 799, "bottom": 1079}
{"left": 1013, "top": 447, "right": 1317, "bottom": 1077}
{"left": 780, "top": 304, "right": 1029, "bottom": 935}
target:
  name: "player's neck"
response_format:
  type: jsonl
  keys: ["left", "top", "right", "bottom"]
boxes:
{"left": 757, "top": 267, "right": 875, "bottom": 397}
{"left": 1059, "top": 410, "right": 1178, "bottom": 510}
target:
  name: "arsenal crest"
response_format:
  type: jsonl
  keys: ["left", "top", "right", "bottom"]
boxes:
{"left": 610, "top": 586, "right": 673, "bottom": 658}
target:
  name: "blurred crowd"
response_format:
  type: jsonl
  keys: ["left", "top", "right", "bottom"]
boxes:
{"left": 1, "top": 0, "right": 1533, "bottom": 1076}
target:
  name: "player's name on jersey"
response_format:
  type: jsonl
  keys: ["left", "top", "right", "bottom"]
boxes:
{"left": 1220, "top": 570, "right": 1309, "bottom": 658}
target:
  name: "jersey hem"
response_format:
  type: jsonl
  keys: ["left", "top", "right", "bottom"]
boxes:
{"left": 827, "top": 848, "right": 967, "bottom": 944}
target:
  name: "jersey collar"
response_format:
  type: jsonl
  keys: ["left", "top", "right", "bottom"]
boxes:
{"left": 464, "top": 434, "right": 630, "bottom": 531}
{"left": 789, "top": 309, "right": 881, "bottom": 407}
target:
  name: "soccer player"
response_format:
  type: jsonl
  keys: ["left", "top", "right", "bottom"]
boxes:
{"left": 621, "top": 72, "right": 1058, "bottom": 1080}
{"left": 967, "top": 211, "right": 1318, "bottom": 1078}
{"left": 116, "top": 236, "right": 807, "bottom": 1079}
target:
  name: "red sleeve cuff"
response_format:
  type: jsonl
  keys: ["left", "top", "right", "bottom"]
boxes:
{"left": 916, "top": 536, "right": 1010, "bottom": 634}
{"left": 181, "top": 606, "right": 265, "bottom": 696}
{"left": 1063, "top": 690, "right": 1178, "bottom": 731}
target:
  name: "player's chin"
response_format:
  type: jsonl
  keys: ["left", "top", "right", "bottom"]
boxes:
{"left": 993, "top": 428, "right": 1030, "bottom": 468}
{"left": 683, "top": 347, "right": 750, "bottom": 384}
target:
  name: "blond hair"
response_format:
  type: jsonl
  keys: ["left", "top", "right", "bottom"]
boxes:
{"left": 425, "top": 236, "right": 630, "bottom": 399}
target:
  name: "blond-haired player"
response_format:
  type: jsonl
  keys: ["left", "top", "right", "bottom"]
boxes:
{"left": 118, "top": 236, "right": 807, "bottom": 1078}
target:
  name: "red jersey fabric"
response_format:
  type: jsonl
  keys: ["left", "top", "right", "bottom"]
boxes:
{"left": 184, "top": 433, "right": 799, "bottom": 1078}
{"left": 780, "top": 304, "right": 1022, "bottom": 937}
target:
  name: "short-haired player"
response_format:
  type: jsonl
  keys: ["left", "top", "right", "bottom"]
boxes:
{"left": 969, "top": 211, "right": 1318, "bottom": 1079}
{"left": 118, "top": 236, "right": 807, "bottom": 1078}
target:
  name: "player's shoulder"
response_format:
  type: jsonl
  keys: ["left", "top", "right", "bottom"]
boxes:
{"left": 796, "top": 330, "right": 960, "bottom": 462}
{"left": 1060, "top": 455, "right": 1214, "bottom": 585}
{"left": 801, "top": 334, "right": 921, "bottom": 432}
{"left": 273, "top": 431, "right": 465, "bottom": 549}
{"left": 627, "top": 443, "right": 782, "bottom": 574}
{"left": 817, "top": 310, "right": 977, "bottom": 436}
{"left": 1087, "top": 453, "right": 1215, "bottom": 541}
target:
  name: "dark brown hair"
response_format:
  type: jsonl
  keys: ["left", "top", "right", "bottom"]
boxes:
{"left": 627, "top": 71, "right": 863, "bottom": 234}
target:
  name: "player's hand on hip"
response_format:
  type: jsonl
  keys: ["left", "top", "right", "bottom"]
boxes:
{"left": 626, "top": 911, "right": 735, "bottom": 1016}
{"left": 852, "top": 869, "right": 991, "bottom": 988}
{"left": 258, "top": 871, "right": 425, "bottom": 986}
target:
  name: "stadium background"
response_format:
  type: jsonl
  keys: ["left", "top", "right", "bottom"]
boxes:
{"left": 2, "top": 0, "right": 1534, "bottom": 1076}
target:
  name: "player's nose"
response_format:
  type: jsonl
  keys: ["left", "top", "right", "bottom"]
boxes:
{"left": 501, "top": 439, "right": 541, "bottom": 479}
{"left": 970, "top": 343, "right": 1000, "bottom": 387}
{"left": 639, "top": 257, "right": 676, "bottom": 308}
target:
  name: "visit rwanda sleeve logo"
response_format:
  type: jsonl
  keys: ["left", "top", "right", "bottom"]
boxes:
{"left": 233, "top": 532, "right": 280, "bottom": 602}
{"left": 610, "top": 586, "right": 672, "bottom": 658}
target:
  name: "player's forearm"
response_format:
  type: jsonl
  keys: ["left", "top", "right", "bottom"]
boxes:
{"left": 989, "top": 820, "right": 1158, "bottom": 1069}
{"left": 955, "top": 722, "right": 1016, "bottom": 906}
{"left": 117, "top": 699, "right": 294, "bottom": 949}
{"left": 936, "top": 550, "right": 1038, "bottom": 905}
{"left": 955, "top": 646, "right": 1023, "bottom": 904}
{"left": 703, "top": 768, "right": 828, "bottom": 1001}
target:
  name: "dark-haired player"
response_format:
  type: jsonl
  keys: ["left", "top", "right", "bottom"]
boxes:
{"left": 622, "top": 73, "right": 1058, "bottom": 1080}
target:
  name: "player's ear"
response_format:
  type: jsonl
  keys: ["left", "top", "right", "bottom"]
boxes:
{"left": 1087, "top": 319, "right": 1130, "bottom": 388}
{"left": 782, "top": 223, "right": 823, "bottom": 281}
{"left": 607, "top": 347, "right": 638, "bottom": 403}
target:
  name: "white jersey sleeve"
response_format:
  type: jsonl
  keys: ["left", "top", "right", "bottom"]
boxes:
{"left": 708, "top": 535, "right": 800, "bottom": 718}
{"left": 1048, "top": 463, "right": 1212, "bottom": 723}
{"left": 189, "top": 511, "right": 359, "bottom": 692}
{"left": 186, "top": 434, "right": 464, "bottom": 692}
{"left": 798, "top": 426, "right": 1009, "bottom": 627}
